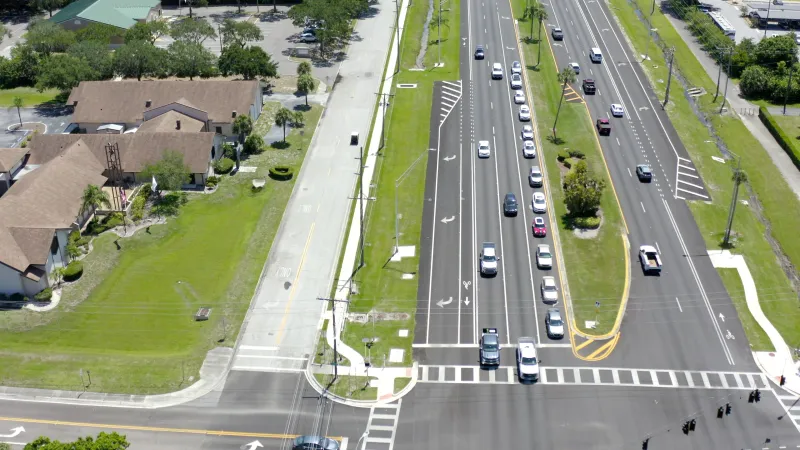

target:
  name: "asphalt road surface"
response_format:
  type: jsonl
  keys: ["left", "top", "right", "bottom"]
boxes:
{"left": 416, "top": 0, "right": 573, "bottom": 369}
{"left": 541, "top": 0, "right": 756, "bottom": 371}
{"left": 0, "top": 373, "right": 369, "bottom": 449}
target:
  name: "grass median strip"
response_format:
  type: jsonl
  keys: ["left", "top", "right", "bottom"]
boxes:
{"left": 339, "top": 0, "right": 461, "bottom": 366}
{"left": 0, "top": 104, "right": 323, "bottom": 394}
{"left": 511, "top": 0, "right": 627, "bottom": 336}
{"left": 609, "top": 0, "right": 800, "bottom": 349}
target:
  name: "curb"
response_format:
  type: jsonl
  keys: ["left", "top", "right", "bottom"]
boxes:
{"left": 303, "top": 362, "right": 418, "bottom": 407}
{"left": 752, "top": 352, "right": 800, "bottom": 397}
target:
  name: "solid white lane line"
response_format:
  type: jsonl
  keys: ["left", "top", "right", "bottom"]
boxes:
{"left": 491, "top": 132, "right": 512, "bottom": 345}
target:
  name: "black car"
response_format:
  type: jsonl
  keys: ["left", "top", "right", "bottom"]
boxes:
{"left": 293, "top": 436, "right": 339, "bottom": 450}
{"left": 551, "top": 27, "right": 564, "bottom": 41}
{"left": 636, "top": 164, "right": 653, "bottom": 182}
{"left": 475, "top": 45, "right": 485, "bottom": 60}
{"left": 503, "top": 192, "right": 518, "bottom": 216}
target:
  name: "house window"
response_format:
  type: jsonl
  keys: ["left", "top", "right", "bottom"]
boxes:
{"left": 215, "top": 126, "right": 222, "bottom": 134}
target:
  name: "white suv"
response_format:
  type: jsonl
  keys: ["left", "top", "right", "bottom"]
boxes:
{"left": 491, "top": 63, "right": 503, "bottom": 79}
{"left": 478, "top": 140, "right": 491, "bottom": 158}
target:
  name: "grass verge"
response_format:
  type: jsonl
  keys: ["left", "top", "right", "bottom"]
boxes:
{"left": 0, "top": 87, "right": 61, "bottom": 107}
{"left": 0, "top": 105, "right": 323, "bottom": 394}
{"left": 511, "top": 2, "right": 627, "bottom": 335}
{"left": 340, "top": 0, "right": 461, "bottom": 364}
{"left": 314, "top": 374, "right": 377, "bottom": 401}
{"left": 394, "top": 377, "right": 411, "bottom": 394}
{"left": 609, "top": 0, "right": 800, "bottom": 349}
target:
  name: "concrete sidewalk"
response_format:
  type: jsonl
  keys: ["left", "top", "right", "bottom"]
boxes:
{"left": 662, "top": 12, "right": 800, "bottom": 201}
{"left": 708, "top": 250, "right": 800, "bottom": 396}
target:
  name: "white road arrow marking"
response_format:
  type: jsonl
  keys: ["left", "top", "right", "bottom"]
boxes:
{"left": 639, "top": 106, "right": 650, "bottom": 111}
{"left": 725, "top": 330, "right": 735, "bottom": 340}
{"left": 443, "top": 155, "right": 457, "bottom": 162}
{"left": 437, "top": 297, "right": 453, "bottom": 308}
{"left": 506, "top": 46, "right": 516, "bottom": 50}
{"left": 243, "top": 440, "right": 263, "bottom": 450}
{"left": 718, "top": 313, "right": 725, "bottom": 322}
{"left": 0, "top": 427, "right": 24, "bottom": 439}
{"left": 464, "top": 297, "right": 470, "bottom": 306}
{"left": 441, "top": 216, "right": 455, "bottom": 224}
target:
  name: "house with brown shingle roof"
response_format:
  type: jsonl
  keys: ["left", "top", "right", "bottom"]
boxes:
{"left": 0, "top": 140, "right": 107, "bottom": 296}
{"left": 67, "top": 80, "right": 262, "bottom": 138}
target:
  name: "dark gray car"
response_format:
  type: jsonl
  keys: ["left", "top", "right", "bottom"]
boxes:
{"left": 503, "top": 193, "right": 518, "bottom": 216}
{"left": 480, "top": 328, "right": 500, "bottom": 366}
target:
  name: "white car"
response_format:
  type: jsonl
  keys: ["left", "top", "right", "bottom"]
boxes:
{"left": 492, "top": 63, "right": 503, "bottom": 79}
{"left": 523, "top": 140, "right": 536, "bottom": 158}
{"left": 541, "top": 276, "right": 559, "bottom": 303}
{"left": 299, "top": 32, "right": 317, "bottom": 43}
{"left": 529, "top": 166, "right": 543, "bottom": 187}
{"left": 516, "top": 337, "right": 540, "bottom": 382}
{"left": 532, "top": 191, "right": 547, "bottom": 213}
{"left": 511, "top": 61, "right": 523, "bottom": 74}
{"left": 569, "top": 62, "right": 580, "bottom": 74}
{"left": 510, "top": 73, "right": 522, "bottom": 89}
{"left": 514, "top": 90, "right": 526, "bottom": 104}
{"left": 519, "top": 105, "right": 531, "bottom": 121}
{"left": 521, "top": 125, "right": 534, "bottom": 140}
{"left": 478, "top": 140, "right": 491, "bottom": 158}
{"left": 536, "top": 244, "right": 553, "bottom": 269}
{"left": 611, "top": 103, "right": 624, "bottom": 117}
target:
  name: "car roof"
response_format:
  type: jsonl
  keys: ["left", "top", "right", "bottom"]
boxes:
{"left": 523, "top": 124, "right": 532, "bottom": 130}
{"left": 538, "top": 244, "right": 550, "bottom": 251}
{"left": 554, "top": 27, "right": 562, "bottom": 31}
{"left": 534, "top": 191, "right": 545, "bottom": 198}
{"left": 479, "top": 140, "right": 489, "bottom": 145}
{"left": 543, "top": 276, "right": 556, "bottom": 285}
{"left": 531, "top": 166, "right": 541, "bottom": 173}
{"left": 584, "top": 78, "right": 594, "bottom": 82}
{"left": 599, "top": 118, "right": 609, "bottom": 123}
{"left": 484, "top": 334, "right": 498, "bottom": 344}
{"left": 493, "top": 63, "right": 502, "bottom": 68}
{"left": 519, "top": 341, "right": 537, "bottom": 357}
{"left": 638, "top": 164, "right": 651, "bottom": 169}
{"left": 505, "top": 192, "right": 516, "bottom": 200}
{"left": 547, "top": 308, "right": 562, "bottom": 319}
{"left": 534, "top": 216, "right": 545, "bottom": 224}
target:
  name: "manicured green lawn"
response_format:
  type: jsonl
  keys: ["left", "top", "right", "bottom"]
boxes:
{"left": 0, "top": 105, "right": 323, "bottom": 394}
{"left": 511, "top": 0, "right": 626, "bottom": 335}
{"left": 609, "top": 0, "right": 800, "bottom": 350}
{"left": 340, "top": 0, "right": 461, "bottom": 364}
{"left": 0, "top": 87, "right": 61, "bottom": 107}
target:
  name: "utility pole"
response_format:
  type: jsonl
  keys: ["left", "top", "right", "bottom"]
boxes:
{"left": 720, "top": 49, "right": 732, "bottom": 114}
{"left": 438, "top": 0, "right": 441, "bottom": 66}
{"left": 662, "top": 47, "right": 675, "bottom": 109}
{"left": 354, "top": 148, "right": 376, "bottom": 268}
{"left": 714, "top": 54, "right": 723, "bottom": 102}
{"left": 785, "top": 64, "right": 794, "bottom": 115}
{"left": 376, "top": 92, "right": 396, "bottom": 149}
{"left": 723, "top": 156, "right": 743, "bottom": 247}
{"left": 317, "top": 297, "right": 350, "bottom": 384}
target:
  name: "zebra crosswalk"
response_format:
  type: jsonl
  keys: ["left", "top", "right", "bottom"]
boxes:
{"left": 776, "top": 392, "right": 800, "bottom": 434}
{"left": 361, "top": 400, "right": 402, "bottom": 450}
{"left": 417, "top": 364, "right": 770, "bottom": 391}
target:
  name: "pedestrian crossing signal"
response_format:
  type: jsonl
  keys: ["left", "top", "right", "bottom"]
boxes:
{"left": 689, "top": 419, "right": 696, "bottom": 431}
{"left": 642, "top": 438, "right": 649, "bottom": 449}
{"left": 717, "top": 406, "right": 724, "bottom": 418}
{"left": 755, "top": 389, "right": 761, "bottom": 402}
{"left": 682, "top": 422, "right": 690, "bottom": 435}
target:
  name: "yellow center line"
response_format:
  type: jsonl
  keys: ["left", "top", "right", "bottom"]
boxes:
{"left": 0, "top": 416, "right": 343, "bottom": 440}
{"left": 275, "top": 222, "right": 316, "bottom": 345}
{"left": 574, "top": 338, "right": 595, "bottom": 351}
{"left": 586, "top": 333, "right": 621, "bottom": 360}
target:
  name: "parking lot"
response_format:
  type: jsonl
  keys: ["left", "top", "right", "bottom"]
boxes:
{"left": 159, "top": 5, "right": 341, "bottom": 82}
{"left": 685, "top": 0, "right": 798, "bottom": 43}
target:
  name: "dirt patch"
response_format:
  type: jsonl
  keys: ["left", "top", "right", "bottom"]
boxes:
{"left": 347, "top": 311, "right": 411, "bottom": 323}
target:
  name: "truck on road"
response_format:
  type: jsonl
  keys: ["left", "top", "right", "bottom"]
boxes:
{"left": 639, "top": 245, "right": 662, "bottom": 273}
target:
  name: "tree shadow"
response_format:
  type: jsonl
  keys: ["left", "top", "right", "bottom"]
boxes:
{"left": 547, "top": 135, "right": 566, "bottom": 145}
{"left": 259, "top": 11, "right": 288, "bottom": 22}
{"left": 271, "top": 140, "right": 291, "bottom": 149}
{"left": 293, "top": 103, "right": 312, "bottom": 112}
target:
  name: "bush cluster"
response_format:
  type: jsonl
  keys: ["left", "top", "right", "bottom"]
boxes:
{"left": 206, "top": 175, "right": 220, "bottom": 187}
{"left": 269, "top": 166, "right": 294, "bottom": 181}
{"left": 63, "top": 261, "right": 84, "bottom": 282}
{"left": 131, "top": 195, "right": 146, "bottom": 221}
{"left": 759, "top": 106, "right": 800, "bottom": 171}
{"left": 215, "top": 157, "right": 234, "bottom": 174}
{"left": 34, "top": 287, "right": 52, "bottom": 302}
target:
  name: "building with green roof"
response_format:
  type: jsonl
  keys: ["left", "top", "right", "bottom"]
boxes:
{"left": 49, "top": 0, "right": 162, "bottom": 32}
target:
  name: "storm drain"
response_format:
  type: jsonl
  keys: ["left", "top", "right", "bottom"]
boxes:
{"left": 397, "top": 83, "right": 418, "bottom": 88}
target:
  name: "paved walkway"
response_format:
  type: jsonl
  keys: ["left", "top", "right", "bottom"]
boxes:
{"left": 708, "top": 250, "right": 800, "bottom": 396}
{"left": 663, "top": 13, "right": 800, "bottom": 200}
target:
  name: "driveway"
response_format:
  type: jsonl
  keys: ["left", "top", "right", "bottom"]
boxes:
{"left": 0, "top": 11, "right": 32, "bottom": 58}
{"left": 0, "top": 105, "right": 73, "bottom": 148}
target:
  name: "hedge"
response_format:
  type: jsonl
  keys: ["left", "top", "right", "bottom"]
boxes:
{"left": 206, "top": 176, "right": 220, "bottom": 187}
{"left": 567, "top": 149, "right": 586, "bottom": 159}
{"left": 572, "top": 215, "right": 601, "bottom": 229}
{"left": 269, "top": 166, "right": 294, "bottom": 181}
{"left": 758, "top": 106, "right": 800, "bottom": 171}
{"left": 34, "top": 288, "right": 52, "bottom": 302}
{"left": 556, "top": 150, "right": 569, "bottom": 162}
{"left": 215, "top": 157, "right": 234, "bottom": 174}
{"left": 63, "top": 261, "right": 84, "bottom": 282}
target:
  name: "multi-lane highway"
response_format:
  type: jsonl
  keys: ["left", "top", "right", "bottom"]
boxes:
{"left": 416, "top": 0, "right": 574, "bottom": 369}
{"left": 541, "top": 0, "right": 758, "bottom": 371}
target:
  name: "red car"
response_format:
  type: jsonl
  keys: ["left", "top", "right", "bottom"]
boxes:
{"left": 533, "top": 217, "right": 547, "bottom": 237}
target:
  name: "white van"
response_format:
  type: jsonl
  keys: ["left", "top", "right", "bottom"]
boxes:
{"left": 590, "top": 47, "right": 603, "bottom": 63}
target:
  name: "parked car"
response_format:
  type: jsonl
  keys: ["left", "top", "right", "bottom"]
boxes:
{"left": 299, "top": 32, "right": 317, "bottom": 43}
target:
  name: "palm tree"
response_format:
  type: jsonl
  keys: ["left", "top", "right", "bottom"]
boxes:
{"left": 11, "top": 96, "right": 23, "bottom": 129}
{"left": 523, "top": 4, "right": 537, "bottom": 39}
{"left": 275, "top": 107, "right": 293, "bottom": 142}
{"left": 553, "top": 67, "right": 577, "bottom": 140}
{"left": 81, "top": 184, "right": 111, "bottom": 216}
{"left": 534, "top": 5, "right": 549, "bottom": 67}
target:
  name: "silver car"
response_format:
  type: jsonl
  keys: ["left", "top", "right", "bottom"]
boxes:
{"left": 514, "top": 90, "right": 526, "bottom": 104}
{"left": 546, "top": 308, "right": 565, "bottom": 338}
{"left": 512, "top": 61, "right": 523, "bottom": 74}
{"left": 529, "top": 166, "right": 543, "bottom": 187}
{"left": 541, "top": 276, "right": 558, "bottom": 303}
{"left": 536, "top": 244, "right": 553, "bottom": 269}
{"left": 523, "top": 140, "right": 536, "bottom": 158}
{"left": 521, "top": 125, "right": 534, "bottom": 140}
{"left": 519, "top": 105, "right": 531, "bottom": 121}
{"left": 510, "top": 73, "right": 522, "bottom": 89}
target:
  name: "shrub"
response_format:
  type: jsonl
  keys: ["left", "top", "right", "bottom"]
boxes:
{"left": 20, "top": 141, "right": 26, "bottom": 148}
{"left": 567, "top": 149, "right": 585, "bottom": 159}
{"left": 269, "top": 166, "right": 294, "bottom": 181}
{"left": 34, "top": 288, "right": 52, "bottom": 302}
{"left": 138, "top": 183, "right": 152, "bottom": 200}
{"left": 215, "top": 157, "right": 234, "bottom": 174}
{"left": 206, "top": 176, "right": 220, "bottom": 187}
{"left": 131, "top": 195, "right": 146, "bottom": 221}
{"left": 66, "top": 242, "right": 82, "bottom": 259}
{"left": 75, "top": 236, "right": 91, "bottom": 247}
{"left": 556, "top": 150, "right": 569, "bottom": 162}
{"left": 563, "top": 159, "right": 572, "bottom": 169}
{"left": 222, "top": 142, "right": 236, "bottom": 159}
{"left": 572, "top": 215, "right": 602, "bottom": 229}
{"left": 244, "top": 134, "right": 265, "bottom": 155}
{"left": 63, "top": 261, "right": 84, "bottom": 282}
{"left": 68, "top": 230, "right": 81, "bottom": 243}
{"left": 85, "top": 212, "right": 124, "bottom": 235}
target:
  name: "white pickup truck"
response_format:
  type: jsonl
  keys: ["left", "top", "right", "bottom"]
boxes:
{"left": 639, "top": 245, "right": 662, "bottom": 273}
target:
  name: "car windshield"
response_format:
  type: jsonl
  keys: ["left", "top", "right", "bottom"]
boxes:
{"left": 522, "top": 356, "right": 537, "bottom": 364}
{"left": 540, "top": 251, "right": 551, "bottom": 258}
{"left": 641, "top": 166, "right": 651, "bottom": 173}
{"left": 544, "top": 284, "right": 555, "bottom": 291}
{"left": 550, "top": 318, "right": 563, "bottom": 326}
{"left": 484, "top": 343, "right": 498, "bottom": 351}
{"left": 507, "top": 198, "right": 517, "bottom": 206}
{"left": 483, "top": 254, "right": 496, "bottom": 262}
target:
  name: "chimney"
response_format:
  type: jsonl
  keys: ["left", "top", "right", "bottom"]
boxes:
{"left": 176, "top": 120, "right": 181, "bottom": 130}
{"left": 145, "top": 99, "right": 152, "bottom": 108}
{"left": 232, "top": 110, "right": 237, "bottom": 118}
